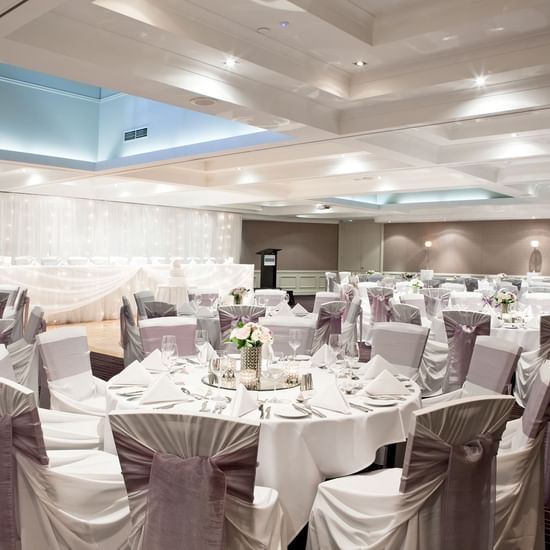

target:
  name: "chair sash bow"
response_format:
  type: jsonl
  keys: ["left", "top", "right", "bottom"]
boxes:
{"left": 218, "top": 309, "right": 263, "bottom": 340}
{"left": 113, "top": 431, "right": 257, "bottom": 550}
{"left": 0, "top": 410, "right": 49, "bottom": 550}
{"left": 317, "top": 308, "right": 342, "bottom": 335}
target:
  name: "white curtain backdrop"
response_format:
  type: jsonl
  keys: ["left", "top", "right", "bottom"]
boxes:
{"left": 0, "top": 193, "right": 241, "bottom": 261}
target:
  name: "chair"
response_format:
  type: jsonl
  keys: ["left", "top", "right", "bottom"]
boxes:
{"left": 514, "top": 315, "right": 550, "bottom": 407}
{"left": 525, "top": 293, "right": 550, "bottom": 315}
{"left": 307, "top": 396, "right": 514, "bottom": 550}
{"left": 253, "top": 289, "right": 285, "bottom": 306}
{"left": 465, "top": 277, "right": 480, "bottom": 291}
{"left": 144, "top": 301, "right": 177, "bottom": 318}
{"left": 0, "top": 377, "right": 130, "bottom": 549}
{"left": 424, "top": 336, "right": 521, "bottom": 405}
{"left": 325, "top": 272, "right": 338, "bottom": 291}
{"left": 341, "top": 296, "right": 363, "bottom": 351}
{"left": 494, "top": 362, "right": 550, "bottom": 549}
{"left": 338, "top": 271, "right": 351, "bottom": 284}
{"left": 188, "top": 289, "right": 220, "bottom": 307}
{"left": 442, "top": 310, "right": 491, "bottom": 392}
{"left": 139, "top": 317, "right": 196, "bottom": 356}
{"left": 120, "top": 297, "right": 145, "bottom": 367}
{"left": 451, "top": 291, "right": 484, "bottom": 310}
{"left": 260, "top": 316, "right": 315, "bottom": 355}
{"left": 391, "top": 303, "right": 421, "bottom": 325}
{"left": 367, "top": 287, "right": 394, "bottom": 323}
{"left": 312, "top": 291, "right": 340, "bottom": 314}
{"left": 134, "top": 290, "right": 155, "bottom": 320}
{"left": 417, "top": 338, "right": 449, "bottom": 397}
{"left": 109, "top": 410, "right": 284, "bottom": 550}
{"left": 441, "top": 282, "right": 466, "bottom": 292}
{"left": 3, "top": 287, "right": 28, "bottom": 344}
{"left": 37, "top": 327, "right": 107, "bottom": 416}
{"left": 370, "top": 322, "right": 429, "bottom": 378}
{"left": 218, "top": 305, "right": 266, "bottom": 344}
{"left": 527, "top": 286, "right": 550, "bottom": 293}
{"left": 311, "top": 301, "right": 346, "bottom": 353}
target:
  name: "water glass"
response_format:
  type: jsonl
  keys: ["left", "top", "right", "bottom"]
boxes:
{"left": 161, "top": 335, "right": 177, "bottom": 369}
{"left": 288, "top": 329, "right": 300, "bottom": 360}
{"left": 195, "top": 329, "right": 208, "bottom": 356}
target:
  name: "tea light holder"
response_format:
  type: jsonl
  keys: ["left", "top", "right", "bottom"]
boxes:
{"left": 239, "top": 369, "right": 259, "bottom": 390}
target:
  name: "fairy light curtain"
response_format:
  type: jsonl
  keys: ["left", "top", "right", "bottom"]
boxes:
{"left": 0, "top": 193, "right": 241, "bottom": 261}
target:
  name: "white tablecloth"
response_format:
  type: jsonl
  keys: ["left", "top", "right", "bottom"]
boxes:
{"left": 105, "top": 365, "right": 421, "bottom": 543}
{"left": 0, "top": 264, "right": 253, "bottom": 324}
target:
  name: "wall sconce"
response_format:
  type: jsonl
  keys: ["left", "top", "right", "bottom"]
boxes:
{"left": 529, "top": 240, "right": 542, "bottom": 273}
{"left": 424, "top": 241, "right": 432, "bottom": 248}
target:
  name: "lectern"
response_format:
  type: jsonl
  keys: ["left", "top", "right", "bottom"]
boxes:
{"left": 257, "top": 248, "right": 281, "bottom": 289}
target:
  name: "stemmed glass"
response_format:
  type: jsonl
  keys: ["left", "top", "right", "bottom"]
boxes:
{"left": 342, "top": 342, "right": 360, "bottom": 393}
{"left": 161, "top": 335, "right": 177, "bottom": 371}
{"left": 193, "top": 295, "right": 202, "bottom": 312}
{"left": 195, "top": 329, "right": 208, "bottom": 362}
{"left": 266, "top": 353, "right": 287, "bottom": 403}
{"left": 288, "top": 329, "right": 300, "bottom": 361}
{"left": 211, "top": 350, "right": 229, "bottom": 401}
{"left": 328, "top": 333, "right": 344, "bottom": 373}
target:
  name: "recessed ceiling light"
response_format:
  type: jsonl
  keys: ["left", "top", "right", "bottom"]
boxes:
{"left": 256, "top": 26, "right": 270, "bottom": 34}
{"left": 489, "top": 26, "right": 505, "bottom": 32}
{"left": 279, "top": 21, "right": 290, "bottom": 29}
{"left": 442, "top": 35, "right": 457, "bottom": 41}
{"left": 353, "top": 60, "right": 367, "bottom": 67}
{"left": 475, "top": 75, "right": 487, "bottom": 86}
{"left": 189, "top": 96, "right": 217, "bottom": 107}
{"left": 224, "top": 58, "right": 239, "bottom": 68}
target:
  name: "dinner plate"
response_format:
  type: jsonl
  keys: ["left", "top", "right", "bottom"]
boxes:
{"left": 363, "top": 397, "right": 399, "bottom": 407}
{"left": 273, "top": 405, "right": 309, "bottom": 418}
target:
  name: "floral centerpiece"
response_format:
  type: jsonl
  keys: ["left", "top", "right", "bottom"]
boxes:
{"left": 230, "top": 287, "right": 249, "bottom": 305}
{"left": 493, "top": 289, "right": 516, "bottom": 316}
{"left": 402, "top": 272, "right": 415, "bottom": 281}
{"left": 366, "top": 269, "right": 375, "bottom": 275}
{"left": 410, "top": 278, "right": 424, "bottom": 293}
{"left": 229, "top": 321, "right": 273, "bottom": 388}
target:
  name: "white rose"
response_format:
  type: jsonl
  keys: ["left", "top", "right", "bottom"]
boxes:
{"left": 259, "top": 329, "right": 272, "bottom": 344}
{"left": 234, "top": 326, "right": 251, "bottom": 340}
{"left": 250, "top": 329, "right": 262, "bottom": 342}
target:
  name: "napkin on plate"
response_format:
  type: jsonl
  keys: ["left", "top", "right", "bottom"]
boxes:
{"left": 310, "top": 381, "right": 351, "bottom": 414}
{"left": 292, "top": 304, "right": 308, "bottom": 316}
{"left": 141, "top": 349, "right": 166, "bottom": 372}
{"left": 139, "top": 373, "right": 189, "bottom": 405}
{"left": 311, "top": 344, "right": 335, "bottom": 367}
{"left": 226, "top": 384, "right": 258, "bottom": 417}
{"left": 365, "top": 370, "right": 409, "bottom": 396}
{"left": 358, "top": 355, "right": 399, "bottom": 379}
{"left": 197, "top": 342, "right": 218, "bottom": 364}
{"left": 272, "top": 302, "right": 294, "bottom": 317}
{"left": 109, "top": 360, "right": 153, "bottom": 386}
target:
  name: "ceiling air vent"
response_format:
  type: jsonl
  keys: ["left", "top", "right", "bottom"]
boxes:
{"left": 124, "top": 127, "right": 148, "bottom": 142}
{"left": 0, "top": 0, "right": 30, "bottom": 18}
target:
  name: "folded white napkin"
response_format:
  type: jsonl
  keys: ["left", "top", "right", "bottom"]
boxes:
{"left": 227, "top": 384, "right": 257, "bottom": 417}
{"left": 141, "top": 349, "right": 165, "bottom": 372}
{"left": 110, "top": 360, "right": 153, "bottom": 386}
{"left": 198, "top": 342, "right": 218, "bottom": 364}
{"left": 365, "top": 370, "right": 408, "bottom": 396}
{"left": 178, "top": 303, "right": 195, "bottom": 316}
{"left": 292, "top": 304, "right": 308, "bottom": 316}
{"left": 272, "top": 302, "right": 294, "bottom": 317}
{"left": 310, "top": 381, "right": 350, "bottom": 414}
{"left": 139, "top": 373, "right": 188, "bottom": 404}
{"left": 311, "top": 344, "right": 335, "bottom": 367}
{"left": 359, "top": 355, "right": 399, "bottom": 379}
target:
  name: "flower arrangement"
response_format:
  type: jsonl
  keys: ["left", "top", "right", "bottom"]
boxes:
{"left": 493, "top": 289, "right": 517, "bottom": 306}
{"left": 411, "top": 278, "right": 424, "bottom": 290}
{"left": 496, "top": 273, "right": 507, "bottom": 279}
{"left": 230, "top": 287, "right": 249, "bottom": 305}
{"left": 366, "top": 269, "right": 375, "bottom": 275}
{"left": 229, "top": 321, "right": 273, "bottom": 349}
{"left": 402, "top": 272, "right": 415, "bottom": 281}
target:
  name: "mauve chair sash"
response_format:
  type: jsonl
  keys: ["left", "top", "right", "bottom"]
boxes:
{"left": 113, "top": 431, "right": 257, "bottom": 550}
{"left": 317, "top": 308, "right": 343, "bottom": 335}
{"left": 120, "top": 303, "right": 145, "bottom": 366}
{"left": 368, "top": 289, "right": 393, "bottom": 323}
{"left": 400, "top": 425, "right": 502, "bottom": 550}
{"left": 0, "top": 410, "right": 49, "bottom": 550}
{"left": 443, "top": 313, "right": 490, "bottom": 392}
{"left": 540, "top": 316, "right": 550, "bottom": 350}
{"left": 218, "top": 307, "right": 264, "bottom": 341}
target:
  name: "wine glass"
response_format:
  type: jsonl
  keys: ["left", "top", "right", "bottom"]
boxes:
{"left": 266, "top": 354, "right": 287, "bottom": 403}
{"left": 288, "top": 329, "right": 300, "bottom": 361}
{"left": 161, "top": 335, "right": 177, "bottom": 370}
{"left": 195, "top": 329, "right": 208, "bottom": 361}
{"left": 328, "top": 334, "right": 344, "bottom": 375}
{"left": 193, "top": 294, "right": 202, "bottom": 311}
{"left": 211, "top": 351, "right": 229, "bottom": 401}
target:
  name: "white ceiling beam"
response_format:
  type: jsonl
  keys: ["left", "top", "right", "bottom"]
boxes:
{"left": 356, "top": 133, "right": 438, "bottom": 166}
{"left": 286, "top": 0, "right": 374, "bottom": 46}
{"left": 373, "top": 0, "right": 548, "bottom": 45}
{"left": 0, "top": 0, "right": 66, "bottom": 37}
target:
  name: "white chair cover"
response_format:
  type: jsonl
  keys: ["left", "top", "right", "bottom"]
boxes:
{"left": 371, "top": 322, "right": 430, "bottom": 378}
{"left": 109, "top": 411, "right": 284, "bottom": 550}
{"left": 325, "top": 272, "right": 338, "bottom": 292}
{"left": 417, "top": 338, "right": 449, "bottom": 396}
{"left": 398, "top": 294, "right": 427, "bottom": 318}
{"left": 4, "top": 288, "right": 28, "bottom": 344}
{"left": 441, "top": 282, "right": 466, "bottom": 292}
{"left": 253, "top": 289, "right": 285, "bottom": 307}
{"left": 260, "top": 316, "right": 315, "bottom": 355}
{"left": 37, "top": 327, "right": 107, "bottom": 417}
{"left": 525, "top": 293, "right": 550, "bottom": 315}
{"left": 120, "top": 296, "right": 145, "bottom": 367}
{"left": 442, "top": 310, "right": 491, "bottom": 392}
{"left": 367, "top": 287, "right": 394, "bottom": 323}
{"left": 0, "top": 377, "right": 130, "bottom": 550}
{"left": 188, "top": 289, "right": 220, "bottom": 307}
{"left": 338, "top": 271, "right": 351, "bottom": 285}
{"left": 311, "top": 301, "right": 346, "bottom": 354}
{"left": 514, "top": 315, "right": 550, "bottom": 407}
{"left": 391, "top": 303, "right": 421, "bottom": 325}
{"left": 451, "top": 291, "right": 484, "bottom": 310}
{"left": 341, "top": 296, "right": 363, "bottom": 352}
{"left": 134, "top": 290, "right": 155, "bottom": 320}
{"left": 312, "top": 291, "right": 340, "bottom": 314}
{"left": 139, "top": 317, "right": 196, "bottom": 356}
{"left": 307, "top": 396, "right": 514, "bottom": 550}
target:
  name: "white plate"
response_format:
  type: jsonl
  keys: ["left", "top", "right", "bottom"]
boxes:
{"left": 363, "top": 397, "right": 399, "bottom": 407}
{"left": 273, "top": 405, "right": 309, "bottom": 418}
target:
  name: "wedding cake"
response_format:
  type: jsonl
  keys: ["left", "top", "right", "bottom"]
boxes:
{"left": 167, "top": 259, "right": 186, "bottom": 286}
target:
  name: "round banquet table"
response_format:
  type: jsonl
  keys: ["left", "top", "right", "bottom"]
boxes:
{"left": 430, "top": 317, "right": 540, "bottom": 352}
{"left": 104, "top": 364, "right": 421, "bottom": 543}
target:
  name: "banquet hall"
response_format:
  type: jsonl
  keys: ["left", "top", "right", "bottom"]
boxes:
{"left": 2, "top": 0, "right": 550, "bottom": 548}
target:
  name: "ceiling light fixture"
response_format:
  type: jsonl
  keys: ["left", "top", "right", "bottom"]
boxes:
{"left": 189, "top": 97, "right": 217, "bottom": 107}
{"left": 279, "top": 20, "right": 290, "bottom": 28}
{"left": 353, "top": 60, "right": 367, "bottom": 67}
{"left": 531, "top": 240, "right": 540, "bottom": 248}
{"left": 424, "top": 241, "right": 433, "bottom": 248}
{"left": 442, "top": 35, "right": 457, "bottom": 41}
{"left": 224, "top": 58, "right": 239, "bottom": 68}
{"left": 256, "top": 26, "right": 270, "bottom": 33}
{"left": 475, "top": 75, "right": 487, "bottom": 86}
